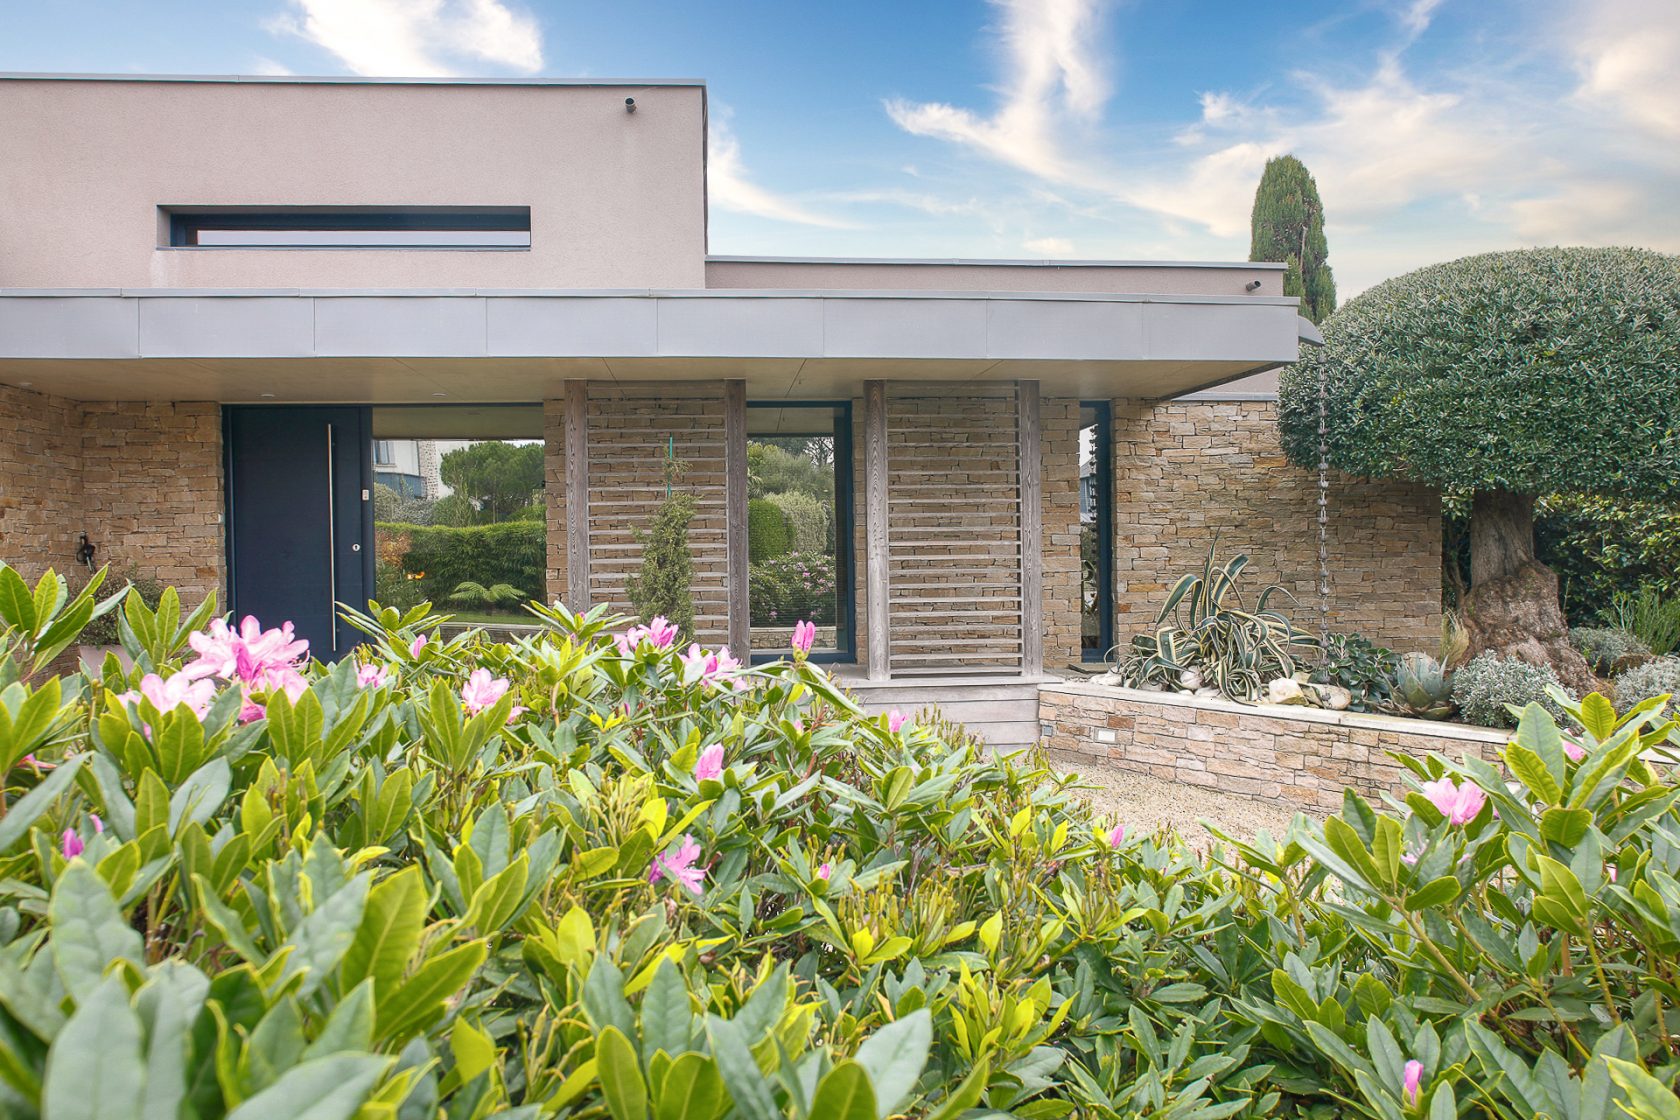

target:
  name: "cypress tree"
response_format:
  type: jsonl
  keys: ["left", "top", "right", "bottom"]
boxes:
{"left": 1249, "top": 155, "right": 1337, "bottom": 323}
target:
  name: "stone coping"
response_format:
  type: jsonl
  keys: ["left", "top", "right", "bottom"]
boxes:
{"left": 1039, "top": 679, "right": 1510, "bottom": 747}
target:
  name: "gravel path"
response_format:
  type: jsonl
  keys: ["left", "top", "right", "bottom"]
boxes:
{"left": 1057, "top": 758, "right": 1313, "bottom": 843}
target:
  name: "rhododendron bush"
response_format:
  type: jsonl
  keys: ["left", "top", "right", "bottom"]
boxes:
{"left": 3, "top": 562, "right": 1680, "bottom": 1119}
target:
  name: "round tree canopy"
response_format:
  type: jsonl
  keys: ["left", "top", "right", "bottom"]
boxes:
{"left": 1279, "top": 246, "right": 1680, "bottom": 498}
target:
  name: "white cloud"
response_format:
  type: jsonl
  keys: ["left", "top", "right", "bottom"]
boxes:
{"left": 267, "top": 0, "right": 543, "bottom": 77}
{"left": 250, "top": 57, "right": 295, "bottom": 76}
{"left": 708, "top": 116, "right": 854, "bottom": 229}
{"left": 1023, "top": 236, "right": 1075, "bottom": 254}
{"left": 884, "top": 0, "right": 1112, "bottom": 185}
{"left": 1568, "top": 0, "right": 1680, "bottom": 141}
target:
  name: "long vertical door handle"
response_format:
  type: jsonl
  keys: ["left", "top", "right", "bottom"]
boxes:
{"left": 326, "top": 422, "right": 339, "bottom": 653}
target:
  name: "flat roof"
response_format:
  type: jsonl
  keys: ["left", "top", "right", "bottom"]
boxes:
{"left": 0, "top": 72, "right": 707, "bottom": 87}
{"left": 709, "top": 255, "right": 1288, "bottom": 271}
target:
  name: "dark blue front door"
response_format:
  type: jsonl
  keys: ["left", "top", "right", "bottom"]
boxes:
{"left": 225, "top": 406, "right": 372, "bottom": 661}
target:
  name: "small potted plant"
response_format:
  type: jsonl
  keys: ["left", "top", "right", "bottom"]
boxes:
{"left": 76, "top": 571, "right": 165, "bottom": 670}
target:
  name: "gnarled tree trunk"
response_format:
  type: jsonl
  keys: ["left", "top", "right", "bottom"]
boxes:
{"left": 1460, "top": 489, "right": 1602, "bottom": 696}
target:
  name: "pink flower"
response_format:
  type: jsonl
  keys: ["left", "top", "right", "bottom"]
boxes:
{"left": 818, "top": 862, "right": 832, "bottom": 880}
{"left": 61, "top": 830, "right": 83, "bottom": 860}
{"left": 648, "top": 834, "right": 707, "bottom": 896}
{"left": 1608, "top": 864, "right": 1618, "bottom": 883}
{"left": 409, "top": 634, "right": 429, "bottom": 659}
{"left": 90, "top": 814, "right": 103, "bottom": 834}
{"left": 507, "top": 705, "right": 527, "bottom": 724}
{"left": 645, "top": 616, "right": 679, "bottom": 649}
{"left": 187, "top": 617, "right": 308, "bottom": 685}
{"left": 791, "top": 620, "right": 816, "bottom": 657}
{"left": 887, "top": 710, "right": 907, "bottom": 734}
{"left": 680, "top": 644, "right": 747, "bottom": 690}
{"left": 1402, "top": 1059, "right": 1423, "bottom": 1105}
{"left": 1563, "top": 738, "right": 1587, "bottom": 762}
{"left": 695, "top": 743, "right": 725, "bottom": 782}
{"left": 356, "top": 662, "right": 390, "bottom": 689}
{"left": 120, "top": 672, "right": 218, "bottom": 719}
{"left": 1106, "top": 824, "right": 1126, "bottom": 848}
{"left": 461, "top": 669, "right": 511, "bottom": 715}
{"left": 1421, "top": 777, "right": 1487, "bottom": 826}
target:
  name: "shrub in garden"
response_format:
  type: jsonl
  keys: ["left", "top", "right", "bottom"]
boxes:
{"left": 1614, "top": 656, "right": 1680, "bottom": 714}
{"left": 768, "top": 489, "right": 831, "bottom": 553}
{"left": 749, "top": 552, "right": 837, "bottom": 626}
{"left": 747, "top": 498, "right": 794, "bottom": 559}
{"left": 1571, "top": 625, "right": 1653, "bottom": 675}
{"left": 380, "top": 520, "right": 545, "bottom": 607}
{"left": 1605, "top": 585, "right": 1680, "bottom": 657}
{"left": 6, "top": 561, "right": 1680, "bottom": 1118}
{"left": 1312, "top": 633, "right": 1397, "bottom": 711}
{"left": 1451, "top": 651, "right": 1568, "bottom": 727}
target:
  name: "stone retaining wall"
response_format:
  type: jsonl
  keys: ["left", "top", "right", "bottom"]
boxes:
{"left": 1039, "top": 680, "right": 1506, "bottom": 812}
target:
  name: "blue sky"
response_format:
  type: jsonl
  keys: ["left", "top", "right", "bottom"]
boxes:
{"left": 2, "top": 0, "right": 1676, "bottom": 294}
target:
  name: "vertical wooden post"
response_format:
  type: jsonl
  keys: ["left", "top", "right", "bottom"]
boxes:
{"left": 724, "top": 379, "right": 750, "bottom": 658}
{"left": 564, "top": 379, "right": 590, "bottom": 611}
{"left": 864, "top": 380, "right": 891, "bottom": 679}
{"left": 1018, "top": 380, "right": 1043, "bottom": 677}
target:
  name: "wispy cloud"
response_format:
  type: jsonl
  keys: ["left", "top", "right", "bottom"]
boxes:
{"left": 884, "top": 0, "right": 1113, "bottom": 186}
{"left": 879, "top": 0, "right": 1680, "bottom": 293}
{"left": 708, "top": 113, "right": 855, "bottom": 228}
{"left": 267, "top": 0, "right": 543, "bottom": 77}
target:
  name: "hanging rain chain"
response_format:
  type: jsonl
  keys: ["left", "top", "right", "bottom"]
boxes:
{"left": 1317, "top": 363, "right": 1331, "bottom": 655}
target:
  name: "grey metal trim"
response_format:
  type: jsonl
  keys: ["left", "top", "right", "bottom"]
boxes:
{"left": 708, "top": 254, "right": 1289, "bottom": 271}
{"left": 0, "top": 71, "right": 706, "bottom": 87}
{"left": 0, "top": 290, "right": 1305, "bottom": 365}
{"left": 0, "top": 287, "right": 1301, "bottom": 306}
{"left": 1297, "top": 315, "right": 1326, "bottom": 346}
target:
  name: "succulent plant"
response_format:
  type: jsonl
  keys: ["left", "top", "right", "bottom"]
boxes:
{"left": 1389, "top": 651, "right": 1456, "bottom": 719}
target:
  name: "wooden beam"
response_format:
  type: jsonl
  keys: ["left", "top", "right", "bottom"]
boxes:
{"left": 564, "top": 379, "right": 590, "bottom": 611}
{"left": 723, "top": 379, "right": 750, "bottom": 658}
{"left": 1017, "top": 380, "right": 1043, "bottom": 676}
{"left": 864, "top": 379, "right": 891, "bottom": 679}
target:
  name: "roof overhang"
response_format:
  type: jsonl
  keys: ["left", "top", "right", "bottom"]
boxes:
{"left": 0, "top": 288, "right": 1309, "bottom": 402}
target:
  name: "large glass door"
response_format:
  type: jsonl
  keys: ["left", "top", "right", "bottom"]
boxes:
{"left": 225, "top": 406, "right": 372, "bottom": 661}
{"left": 746, "top": 402, "right": 854, "bottom": 661}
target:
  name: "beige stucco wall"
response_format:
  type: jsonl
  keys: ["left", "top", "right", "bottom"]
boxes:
{"left": 0, "top": 385, "right": 223, "bottom": 606}
{"left": 0, "top": 78, "right": 707, "bottom": 291}
{"left": 705, "top": 259, "right": 1284, "bottom": 297}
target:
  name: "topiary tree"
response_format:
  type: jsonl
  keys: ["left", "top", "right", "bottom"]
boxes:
{"left": 1280, "top": 247, "right": 1680, "bottom": 693}
{"left": 1249, "top": 155, "right": 1336, "bottom": 324}
{"left": 747, "top": 498, "right": 793, "bottom": 560}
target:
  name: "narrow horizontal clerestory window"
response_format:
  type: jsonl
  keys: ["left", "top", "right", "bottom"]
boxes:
{"left": 162, "top": 206, "right": 531, "bottom": 248}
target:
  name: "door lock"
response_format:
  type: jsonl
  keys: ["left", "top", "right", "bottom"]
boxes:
{"left": 352, "top": 543, "right": 361, "bottom": 552}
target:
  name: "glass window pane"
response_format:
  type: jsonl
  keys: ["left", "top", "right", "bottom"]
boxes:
{"left": 1080, "top": 403, "right": 1112, "bottom": 660}
{"left": 747, "top": 404, "right": 852, "bottom": 659}
{"left": 371, "top": 405, "right": 544, "bottom": 636}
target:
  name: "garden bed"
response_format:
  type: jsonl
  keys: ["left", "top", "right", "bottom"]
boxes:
{"left": 1040, "top": 680, "right": 1506, "bottom": 813}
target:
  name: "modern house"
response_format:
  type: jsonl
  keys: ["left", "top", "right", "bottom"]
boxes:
{"left": 0, "top": 74, "right": 1442, "bottom": 744}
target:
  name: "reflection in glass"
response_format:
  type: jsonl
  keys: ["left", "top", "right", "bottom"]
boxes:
{"left": 370, "top": 405, "right": 544, "bottom": 634}
{"left": 747, "top": 404, "right": 853, "bottom": 660}
{"left": 1081, "top": 402, "right": 1113, "bottom": 660}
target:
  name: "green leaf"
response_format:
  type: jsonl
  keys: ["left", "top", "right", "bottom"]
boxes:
{"left": 304, "top": 980, "right": 376, "bottom": 1060}
{"left": 642, "top": 958, "right": 695, "bottom": 1060}
{"left": 374, "top": 939, "right": 487, "bottom": 1043}
{"left": 0, "top": 566, "right": 38, "bottom": 633}
{"left": 49, "top": 859, "right": 145, "bottom": 1002}
{"left": 1507, "top": 744, "right": 1563, "bottom": 806}
{"left": 584, "top": 957, "right": 637, "bottom": 1041}
{"left": 1323, "top": 817, "right": 1384, "bottom": 895}
{"left": 341, "top": 866, "right": 425, "bottom": 1000}
{"left": 655, "top": 1052, "right": 725, "bottom": 1120}
{"left": 1540, "top": 807, "right": 1593, "bottom": 848}
{"left": 707, "top": 1014, "right": 779, "bottom": 1120}
{"left": 0, "top": 753, "right": 84, "bottom": 852}
{"left": 597, "top": 1025, "right": 649, "bottom": 1120}
{"left": 41, "top": 975, "right": 145, "bottom": 1120}
{"left": 1579, "top": 693, "right": 1618, "bottom": 742}
{"left": 851, "top": 1009, "right": 930, "bottom": 1119}
{"left": 224, "top": 1053, "right": 392, "bottom": 1120}
{"left": 278, "top": 873, "right": 371, "bottom": 998}
{"left": 810, "top": 1062, "right": 876, "bottom": 1120}
{"left": 924, "top": 1058, "right": 990, "bottom": 1120}
{"left": 1404, "top": 876, "right": 1462, "bottom": 911}
{"left": 1603, "top": 1057, "right": 1680, "bottom": 1120}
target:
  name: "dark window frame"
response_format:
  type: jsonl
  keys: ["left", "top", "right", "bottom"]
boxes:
{"left": 745, "top": 400, "right": 856, "bottom": 665}
{"left": 164, "top": 206, "right": 532, "bottom": 249}
{"left": 1082, "top": 400, "right": 1115, "bottom": 662}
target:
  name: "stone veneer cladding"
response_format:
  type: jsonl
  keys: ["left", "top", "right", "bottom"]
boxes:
{"left": 1040, "top": 681, "right": 1504, "bottom": 812}
{"left": 1, "top": 384, "right": 222, "bottom": 605}
{"left": 1112, "top": 399, "right": 1442, "bottom": 654}
{"left": 1040, "top": 396, "right": 1083, "bottom": 670}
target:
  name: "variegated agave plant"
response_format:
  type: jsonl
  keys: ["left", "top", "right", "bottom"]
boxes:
{"left": 1112, "top": 544, "right": 1318, "bottom": 702}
